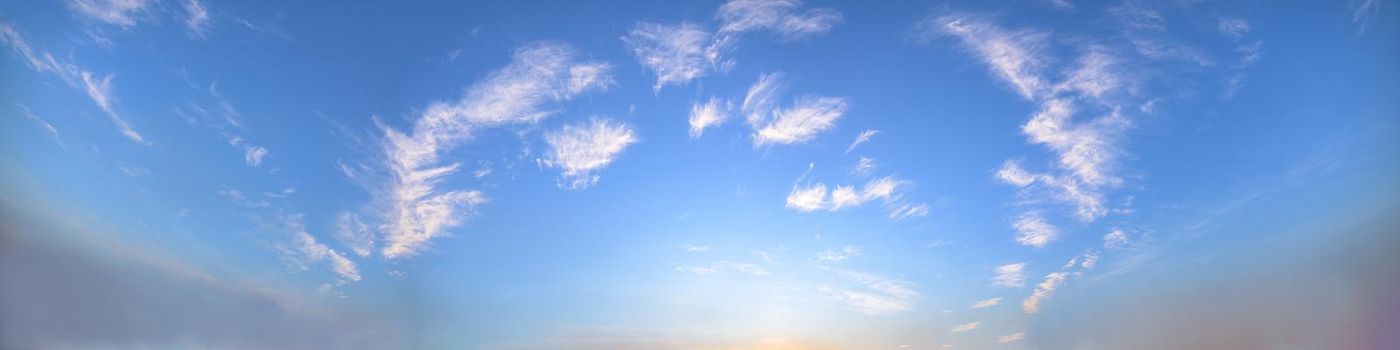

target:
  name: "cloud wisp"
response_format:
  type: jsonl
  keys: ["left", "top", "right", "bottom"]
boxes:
{"left": 1, "top": 24, "right": 147, "bottom": 144}
{"left": 376, "top": 42, "right": 613, "bottom": 258}
{"left": 542, "top": 117, "right": 638, "bottom": 189}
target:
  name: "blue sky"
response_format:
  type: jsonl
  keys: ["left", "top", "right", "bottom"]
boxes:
{"left": 1, "top": 0, "right": 1398, "bottom": 348}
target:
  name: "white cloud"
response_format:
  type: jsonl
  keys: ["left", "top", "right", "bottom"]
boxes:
{"left": 683, "top": 244, "right": 710, "bottom": 252}
{"left": 950, "top": 322, "right": 980, "bottom": 333}
{"left": 243, "top": 146, "right": 268, "bottom": 167}
{"left": 887, "top": 203, "right": 930, "bottom": 221}
{"left": 688, "top": 97, "right": 730, "bottom": 138}
{"left": 742, "top": 72, "right": 786, "bottom": 126}
{"left": 820, "top": 269, "right": 919, "bottom": 315}
{"left": 992, "top": 262, "right": 1026, "bottom": 287}
{"left": 1351, "top": 0, "right": 1382, "bottom": 34}
{"left": 217, "top": 189, "right": 270, "bottom": 208}
{"left": 675, "top": 261, "right": 768, "bottom": 276}
{"left": 1217, "top": 17, "right": 1250, "bottom": 39}
{"left": 845, "top": 129, "right": 878, "bottom": 153}
{"left": 183, "top": 0, "right": 211, "bottom": 38}
{"left": 1022, "top": 272, "right": 1067, "bottom": 313}
{"left": 716, "top": 0, "right": 842, "bottom": 40}
{"left": 379, "top": 42, "right": 611, "bottom": 259}
{"left": 753, "top": 96, "right": 847, "bottom": 146}
{"left": 1104, "top": 228, "right": 1128, "bottom": 249}
{"left": 919, "top": 13, "right": 1050, "bottom": 100}
{"left": 17, "top": 105, "right": 62, "bottom": 146}
{"left": 1080, "top": 251, "right": 1099, "bottom": 269}
{"left": 828, "top": 185, "right": 862, "bottom": 211}
{"left": 852, "top": 156, "right": 875, "bottom": 176}
{"left": 997, "top": 332, "right": 1026, "bottom": 343}
{"left": 996, "top": 160, "right": 1038, "bottom": 187}
{"left": 623, "top": 22, "right": 718, "bottom": 91}
{"left": 785, "top": 183, "right": 828, "bottom": 212}
{"left": 542, "top": 117, "right": 638, "bottom": 189}
{"left": 1013, "top": 212, "right": 1059, "bottom": 248}
{"left": 67, "top": 0, "right": 150, "bottom": 27}
{"left": 1, "top": 25, "right": 146, "bottom": 144}
{"left": 971, "top": 297, "right": 1001, "bottom": 308}
{"left": 1022, "top": 99, "right": 1123, "bottom": 188}
{"left": 336, "top": 213, "right": 375, "bottom": 258}
{"left": 816, "top": 245, "right": 861, "bottom": 262}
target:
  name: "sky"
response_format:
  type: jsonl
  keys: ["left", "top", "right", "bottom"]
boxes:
{"left": 1, "top": 0, "right": 1397, "bottom": 349}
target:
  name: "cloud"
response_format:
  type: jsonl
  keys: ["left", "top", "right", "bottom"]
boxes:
{"left": 67, "top": 0, "right": 151, "bottom": 27}
{"left": 1023, "top": 272, "right": 1068, "bottom": 313}
{"left": 0, "top": 24, "right": 147, "bottom": 144}
{"left": 993, "top": 262, "right": 1026, "bottom": 287}
{"left": 742, "top": 72, "right": 786, "bottom": 126}
{"left": 753, "top": 96, "right": 847, "bottom": 146}
{"left": 785, "top": 183, "right": 827, "bottom": 212}
{"left": 336, "top": 213, "right": 375, "bottom": 258}
{"left": 218, "top": 189, "right": 270, "bottom": 208}
{"left": 17, "top": 105, "right": 63, "bottom": 146}
{"left": 816, "top": 245, "right": 861, "bottom": 262}
{"left": 949, "top": 322, "right": 980, "bottom": 333}
{"left": 996, "top": 160, "right": 1039, "bottom": 187}
{"left": 820, "top": 269, "right": 920, "bottom": 315}
{"left": 244, "top": 146, "right": 269, "bottom": 167}
{"left": 845, "top": 129, "right": 878, "bottom": 153}
{"left": 887, "top": 203, "right": 930, "bottom": 221}
{"left": 716, "top": 0, "right": 842, "bottom": 40}
{"left": 542, "top": 117, "right": 638, "bottom": 189}
{"left": 183, "top": 0, "right": 211, "bottom": 38}
{"left": 675, "top": 261, "right": 769, "bottom": 276}
{"left": 1013, "top": 212, "right": 1059, "bottom": 248}
{"left": 997, "top": 332, "right": 1026, "bottom": 343}
{"left": 623, "top": 22, "right": 720, "bottom": 91}
{"left": 378, "top": 42, "right": 611, "bottom": 258}
{"left": 918, "top": 13, "right": 1050, "bottom": 100}
{"left": 281, "top": 230, "right": 362, "bottom": 283}
{"left": 852, "top": 156, "right": 875, "bottom": 176}
{"left": 688, "top": 97, "right": 730, "bottom": 138}
{"left": 683, "top": 244, "right": 710, "bottom": 252}
{"left": 1104, "top": 228, "right": 1128, "bottom": 249}
{"left": 1350, "top": 0, "right": 1383, "bottom": 34}
{"left": 971, "top": 297, "right": 1001, "bottom": 308}
{"left": 1022, "top": 99, "right": 1125, "bottom": 189}
{"left": 1217, "top": 17, "right": 1250, "bottom": 39}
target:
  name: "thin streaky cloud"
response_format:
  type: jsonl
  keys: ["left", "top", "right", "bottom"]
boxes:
{"left": 1013, "top": 212, "right": 1059, "bottom": 248}
{"left": 949, "top": 322, "right": 979, "bottom": 333}
{"left": 971, "top": 297, "right": 1001, "bottom": 308}
{"left": 753, "top": 96, "right": 847, "bottom": 146}
{"left": 688, "top": 97, "right": 730, "bottom": 139}
{"left": 183, "top": 0, "right": 211, "bottom": 38}
{"left": 623, "top": 22, "right": 716, "bottom": 91}
{"left": 716, "top": 0, "right": 843, "bottom": 40}
{"left": 844, "top": 129, "right": 878, "bottom": 154}
{"left": 67, "top": 0, "right": 151, "bottom": 28}
{"left": 0, "top": 24, "right": 147, "bottom": 144}
{"left": 1022, "top": 271, "right": 1067, "bottom": 313}
{"left": 997, "top": 332, "right": 1026, "bottom": 343}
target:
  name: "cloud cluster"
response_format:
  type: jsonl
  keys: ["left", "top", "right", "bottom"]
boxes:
{"left": 378, "top": 42, "right": 613, "bottom": 258}
{"left": 623, "top": 0, "right": 840, "bottom": 91}
{"left": 741, "top": 72, "right": 848, "bottom": 146}
{"left": 785, "top": 174, "right": 927, "bottom": 221}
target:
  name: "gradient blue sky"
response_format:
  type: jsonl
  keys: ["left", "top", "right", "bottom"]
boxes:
{"left": 2, "top": 0, "right": 1398, "bottom": 349}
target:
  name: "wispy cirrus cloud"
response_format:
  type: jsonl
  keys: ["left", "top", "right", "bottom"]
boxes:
{"left": 623, "top": 22, "right": 723, "bottom": 91}
{"left": 716, "top": 0, "right": 842, "bottom": 40}
{"left": 819, "top": 269, "right": 919, "bottom": 315}
{"left": 1, "top": 24, "right": 147, "bottom": 144}
{"left": 272, "top": 214, "right": 361, "bottom": 284}
{"left": 815, "top": 245, "right": 861, "bottom": 262}
{"left": 1349, "top": 0, "right": 1383, "bottom": 35}
{"left": 675, "top": 260, "right": 769, "bottom": 276}
{"left": 845, "top": 129, "right": 878, "bottom": 154}
{"left": 688, "top": 97, "right": 730, "bottom": 138}
{"left": 971, "top": 297, "right": 1001, "bottom": 308}
{"left": 949, "top": 322, "right": 980, "bottom": 333}
{"left": 67, "top": 0, "right": 151, "bottom": 28}
{"left": 376, "top": 42, "right": 612, "bottom": 259}
{"left": 183, "top": 0, "right": 211, "bottom": 38}
{"left": 997, "top": 332, "right": 1026, "bottom": 343}
{"left": 752, "top": 96, "right": 847, "bottom": 146}
{"left": 542, "top": 117, "right": 638, "bottom": 189}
